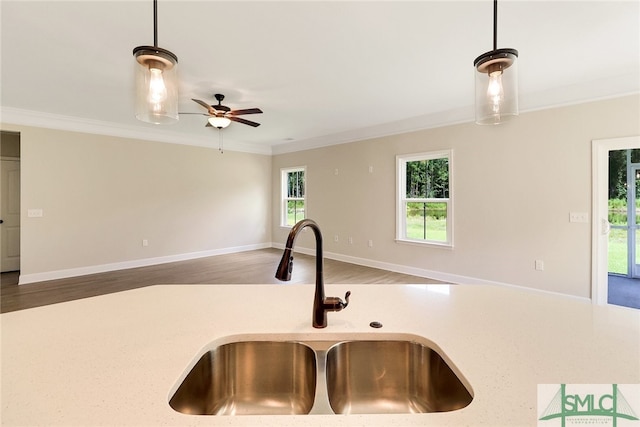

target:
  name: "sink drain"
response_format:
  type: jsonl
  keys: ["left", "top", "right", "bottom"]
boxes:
{"left": 369, "top": 321, "right": 383, "bottom": 328}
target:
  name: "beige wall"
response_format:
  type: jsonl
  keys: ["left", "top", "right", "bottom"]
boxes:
{"left": 3, "top": 95, "right": 638, "bottom": 294}
{"left": 272, "top": 95, "right": 640, "bottom": 298}
{"left": 0, "top": 125, "right": 271, "bottom": 280}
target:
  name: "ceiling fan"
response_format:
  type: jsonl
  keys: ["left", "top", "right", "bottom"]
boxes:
{"left": 188, "top": 94, "right": 262, "bottom": 129}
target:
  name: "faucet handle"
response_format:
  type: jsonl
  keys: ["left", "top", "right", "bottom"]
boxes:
{"left": 324, "top": 290, "right": 352, "bottom": 312}
{"left": 342, "top": 291, "right": 351, "bottom": 309}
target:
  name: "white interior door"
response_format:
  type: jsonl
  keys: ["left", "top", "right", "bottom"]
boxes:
{"left": 1, "top": 159, "right": 21, "bottom": 272}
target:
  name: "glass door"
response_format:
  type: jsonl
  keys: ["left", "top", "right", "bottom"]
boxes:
{"left": 608, "top": 149, "right": 640, "bottom": 278}
{"left": 608, "top": 149, "right": 628, "bottom": 276}
{"left": 632, "top": 165, "right": 640, "bottom": 278}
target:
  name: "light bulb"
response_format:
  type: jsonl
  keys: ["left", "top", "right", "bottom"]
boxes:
{"left": 148, "top": 67, "right": 168, "bottom": 112}
{"left": 487, "top": 70, "right": 504, "bottom": 113}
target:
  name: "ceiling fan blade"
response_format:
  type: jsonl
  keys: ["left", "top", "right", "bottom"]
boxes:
{"left": 192, "top": 99, "right": 216, "bottom": 115}
{"left": 229, "top": 116, "right": 261, "bottom": 127}
{"left": 179, "top": 112, "right": 208, "bottom": 115}
{"left": 229, "top": 108, "right": 263, "bottom": 116}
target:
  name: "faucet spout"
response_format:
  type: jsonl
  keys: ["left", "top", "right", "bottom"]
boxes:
{"left": 275, "top": 219, "right": 351, "bottom": 328}
{"left": 275, "top": 248, "right": 293, "bottom": 281}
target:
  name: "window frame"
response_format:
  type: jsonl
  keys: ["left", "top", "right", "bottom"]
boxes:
{"left": 280, "top": 166, "right": 307, "bottom": 228}
{"left": 396, "top": 150, "right": 453, "bottom": 248}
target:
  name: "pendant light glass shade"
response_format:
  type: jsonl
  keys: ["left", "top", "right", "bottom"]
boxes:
{"left": 474, "top": 48, "right": 518, "bottom": 125}
{"left": 134, "top": 46, "right": 179, "bottom": 124}
{"left": 132, "top": 0, "right": 179, "bottom": 125}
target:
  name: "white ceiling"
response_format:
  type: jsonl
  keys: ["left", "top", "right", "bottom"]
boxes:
{"left": 1, "top": 1, "right": 639, "bottom": 154}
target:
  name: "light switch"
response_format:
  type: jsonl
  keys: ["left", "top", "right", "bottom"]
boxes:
{"left": 27, "top": 208, "right": 43, "bottom": 218}
{"left": 569, "top": 212, "right": 589, "bottom": 223}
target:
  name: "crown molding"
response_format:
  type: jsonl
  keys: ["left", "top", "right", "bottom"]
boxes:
{"left": 3, "top": 78, "right": 638, "bottom": 158}
{"left": 0, "top": 107, "right": 272, "bottom": 155}
{"left": 272, "top": 105, "right": 474, "bottom": 155}
{"left": 272, "top": 89, "right": 640, "bottom": 155}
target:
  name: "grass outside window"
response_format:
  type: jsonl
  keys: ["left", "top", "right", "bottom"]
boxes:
{"left": 286, "top": 200, "right": 305, "bottom": 227}
{"left": 405, "top": 202, "right": 447, "bottom": 242}
{"left": 397, "top": 150, "right": 452, "bottom": 247}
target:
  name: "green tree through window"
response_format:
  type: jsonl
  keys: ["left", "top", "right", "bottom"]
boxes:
{"left": 282, "top": 167, "right": 306, "bottom": 227}
{"left": 397, "top": 151, "right": 452, "bottom": 246}
{"left": 406, "top": 158, "right": 449, "bottom": 199}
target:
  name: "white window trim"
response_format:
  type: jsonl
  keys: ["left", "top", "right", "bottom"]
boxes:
{"left": 280, "top": 166, "right": 307, "bottom": 228}
{"left": 396, "top": 150, "right": 453, "bottom": 248}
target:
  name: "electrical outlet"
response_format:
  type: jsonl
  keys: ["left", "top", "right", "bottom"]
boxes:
{"left": 535, "top": 260, "right": 544, "bottom": 271}
{"left": 348, "top": 236, "right": 354, "bottom": 244}
{"left": 142, "top": 239, "right": 149, "bottom": 247}
{"left": 368, "top": 239, "right": 373, "bottom": 247}
{"left": 334, "top": 235, "right": 339, "bottom": 243}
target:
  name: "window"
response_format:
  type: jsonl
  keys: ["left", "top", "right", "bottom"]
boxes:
{"left": 397, "top": 150, "right": 452, "bottom": 246}
{"left": 281, "top": 167, "right": 306, "bottom": 227}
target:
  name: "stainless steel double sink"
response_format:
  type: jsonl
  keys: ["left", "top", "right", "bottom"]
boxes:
{"left": 169, "top": 335, "right": 473, "bottom": 416}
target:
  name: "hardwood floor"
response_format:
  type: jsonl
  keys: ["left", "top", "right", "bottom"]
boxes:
{"left": 0, "top": 248, "right": 441, "bottom": 313}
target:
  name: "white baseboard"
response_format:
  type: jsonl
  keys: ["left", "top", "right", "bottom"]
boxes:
{"left": 272, "top": 241, "right": 506, "bottom": 284}
{"left": 272, "top": 242, "right": 591, "bottom": 303}
{"left": 19, "top": 242, "right": 591, "bottom": 304}
{"left": 18, "top": 243, "right": 271, "bottom": 285}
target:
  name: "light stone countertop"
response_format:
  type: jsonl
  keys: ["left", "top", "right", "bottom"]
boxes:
{"left": 1, "top": 284, "right": 638, "bottom": 426}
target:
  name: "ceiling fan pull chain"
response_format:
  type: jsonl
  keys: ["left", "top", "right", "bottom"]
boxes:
{"left": 219, "top": 129, "right": 224, "bottom": 154}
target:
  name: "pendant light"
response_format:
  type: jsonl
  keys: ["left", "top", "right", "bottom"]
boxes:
{"left": 133, "top": 0, "right": 179, "bottom": 124}
{"left": 473, "top": 0, "right": 518, "bottom": 125}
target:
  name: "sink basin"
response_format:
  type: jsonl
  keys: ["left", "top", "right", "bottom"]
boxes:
{"left": 169, "top": 341, "right": 317, "bottom": 415}
{"left": 326, "top": 340, "right": 473, "bottom": 414}
{"left": 169, "top": 335, "right": 472, "bottom": 416}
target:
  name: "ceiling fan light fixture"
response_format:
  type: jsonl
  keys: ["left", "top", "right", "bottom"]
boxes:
{"left": 133, "top": 0, "right": 179, "bottom": 125}
{"left": 192, "top": 95, "right": 263, "bottom": 129}
{"left": 473, "top": 0, "right": 519, "bottom": 125}
{"left": 208, "top": 116, "right": 231, "bottom": 129}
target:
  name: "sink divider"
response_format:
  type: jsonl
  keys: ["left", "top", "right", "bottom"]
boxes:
{"left": 303, "top": 340, "right": 336, "bottom": 415}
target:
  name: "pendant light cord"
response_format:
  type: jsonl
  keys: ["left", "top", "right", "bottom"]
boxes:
{"left": 493, "top": 0, "right": 498, "bottom": 51}
{"left": 153, "top": 0, "right": 158, "bottom": 47}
